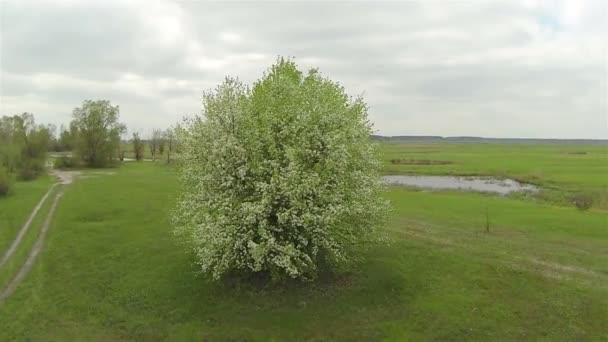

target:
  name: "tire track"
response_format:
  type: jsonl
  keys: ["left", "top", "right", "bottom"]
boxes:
{"left": 0, "top": 191, "right": 64, "bottom": 304}
{"left": 0, "top": 183, "right": 58, "bottom": 269}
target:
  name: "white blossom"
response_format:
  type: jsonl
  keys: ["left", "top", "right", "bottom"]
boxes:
{"left": 172, "top": 58, "right": 388, "bottom": 281}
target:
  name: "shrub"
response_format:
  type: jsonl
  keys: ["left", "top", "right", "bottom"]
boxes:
{"left": 172, "top": 58, "right": 388, "bottom": 281}
{"left": 1, "top": 113, "right": 50, "bottom": 181}
{"left": 53, "top": 156, "right": 78, "bottom": 169}
{"left": 17, "top": 168, "right": 36, "bottom": 181}
{"left": 571, "top": 193, "right": 593, "bottom": 211}
{"left": 0, "top": 167, "right": 11, "bottom": 196}
{"left": 17, "top": 159, "right": 45, "bottom": 181}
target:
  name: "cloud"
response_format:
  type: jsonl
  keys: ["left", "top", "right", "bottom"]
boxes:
{"left": 0, "top": 0, "right": 605, "bottom": 138}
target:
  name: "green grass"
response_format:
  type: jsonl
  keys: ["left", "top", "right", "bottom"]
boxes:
{"left": 380, "top": 142, "right": 608, "bottom": 187}
{"left": 0, "top": 185, "right": 59, "bottom": 289}
{"left": 0, "top": 175, "right": 53, "bottom": 254}
{"left": 0, "top": 162, "right": 606, "bottom": 340}
{"left": 380, "top": 142, "right": 608, "bottom": 209}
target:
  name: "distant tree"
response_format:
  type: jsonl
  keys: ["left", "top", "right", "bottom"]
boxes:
{"left": 0, "top": 116, "right": 16, "bottom": 195}
{"left": 149, "top": 135, "right": 155, "bottom": 160}
{"left": 46, "top": 124, "right": 58, "bottom": 152}
{"left": 131, "top": 132, "right": 144, "bottom": 161}
{"left": 158, "top": 132, "right": 166, "bottom": 156}
{"left": 19, "top": 115, "right": 51, "bottom": 179}
{"left": 165, "top": 127, "right": 176, "bottom": 164}
{"left": 0, "top": 166, "right": 10, "bottom": 196}
{"left": 149, "top": 129, "right": 162, "bottom": 161}
{"left": 118, "top": 128, "right": 129, "bottom": 162}
{"left": 71, "top": 100, "right": 125, "bottom": 167}
{"left": 0, "top": 116, "right": 21, "bottom": 174}
{"left": 0, "top": 113, "right": 50, "bottom": 180}
{"left": 172, "top": 58, "right": 388, "bottom": 281}
{"left": 57, "top": 122, "right": 77, "bottom": 152}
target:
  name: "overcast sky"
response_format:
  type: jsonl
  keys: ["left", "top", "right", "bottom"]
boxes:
{"left": 0, "top": 0, "right": 606, "bottom": 138}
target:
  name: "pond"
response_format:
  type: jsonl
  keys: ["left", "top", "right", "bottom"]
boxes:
{"left": 382, "top": 175, "right": 538, "bottom": 195}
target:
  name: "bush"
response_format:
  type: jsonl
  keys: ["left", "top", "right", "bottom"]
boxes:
{"left": 53, "top": 156, "right": 78, "bottom": 169}
{"left": 0, "top": 167, "right": 11, "bottom": 196}
{"left": 17, "top": 159, "right": 45, "bottom": 181}
{"left": 17, "top": 166, "right": 36, "bottom": 181}
{"left": 172, "top": 58, "right": 388, "bottom": 281}
{"left": 571, "top": 193, "right": 593, "bottom": 211}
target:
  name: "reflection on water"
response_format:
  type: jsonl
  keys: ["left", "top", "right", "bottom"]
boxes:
{"left": 383, "top": 175, "right": 538, "bottom": 195}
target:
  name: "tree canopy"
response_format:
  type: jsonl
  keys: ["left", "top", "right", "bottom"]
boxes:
{"left": 0, "top": 113, "right": 51, "bottom": 179}
{"left": 172, "top": 58, "right": 387, "bottom": 281}
{"left": 72, "top": 100, "right": 125, "bottom": 167}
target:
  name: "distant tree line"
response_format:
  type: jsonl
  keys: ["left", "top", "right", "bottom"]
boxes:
{"left": 1, "top": 99, "right": 180, "bottom": 197}
{"left": 0, "top": 113, "right": 52, "bottom": 195}
{"left": 60, "top": 100, "right": 180, "bottom": 165}
{"left": 128, "top": 126, "right": 179, "bottom": 162}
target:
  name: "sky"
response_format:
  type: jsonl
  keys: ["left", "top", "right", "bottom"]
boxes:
{"left": 0, "top": 0, "right": 606, "bottom": 139}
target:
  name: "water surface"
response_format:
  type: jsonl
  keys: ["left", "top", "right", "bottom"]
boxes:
{"left": 383, "top": 175, "right": 538, "bottom": 195}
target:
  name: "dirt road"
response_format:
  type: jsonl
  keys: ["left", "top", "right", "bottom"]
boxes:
{"left": 0, "top": 169, "right": 80, "bottom": 304}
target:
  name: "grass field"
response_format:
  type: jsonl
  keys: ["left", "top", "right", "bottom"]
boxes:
{"left": 381, "top": 142, "right": 608, "bottom": 209}
{"left": 0, "top": 175, "right": 53, "bottom": 254}
{"left": 0, "top": 143, "right": 606, "bottom": 340}
{"left": 0, "top": 184, "right": 59, "bottom": 290}
{"left": 380, "top": 142, "right": 607, "bottom": 186}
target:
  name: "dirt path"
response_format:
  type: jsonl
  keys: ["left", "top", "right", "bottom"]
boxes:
{"left": 0, "top": 169, "right": 81, "bottom": 305}
{"left": 0, "top": 184, "right": 58, "bottom": 269}
{"left": 50, "top": 169, "right": 80, "bottom": 185}
{"left": 0, "top": 170, "right": 79, "bottom": 269}
{"left": 0, "top": 191, "right": 64, "bottom": 303}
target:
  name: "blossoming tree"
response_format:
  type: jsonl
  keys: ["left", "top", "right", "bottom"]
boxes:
{"left": 172, "top": 58, "right": 387, "bottom": 281}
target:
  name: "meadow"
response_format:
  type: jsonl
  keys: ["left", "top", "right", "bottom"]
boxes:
{"left": 380, "top": 142, "right": 608, "bottom": 209}
{"left": 0, "top": 175, "right": 53, "bottom": 254}
{"left": 0, "top": 142, "right": 606, "bottom": 340}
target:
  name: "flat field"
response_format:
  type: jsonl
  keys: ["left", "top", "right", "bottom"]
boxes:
{"left": 0, "top": 143, "right": 606, "bottom": 340}
{"left": 380, "top": 142, "right": 608, "bottom": 209}
{"left": 0, "top": 175, "right": 53, "bottom": 254}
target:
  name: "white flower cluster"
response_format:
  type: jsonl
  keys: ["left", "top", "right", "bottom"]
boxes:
{"left": 172, "top": 58, "right": 388, "bottom": 281}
